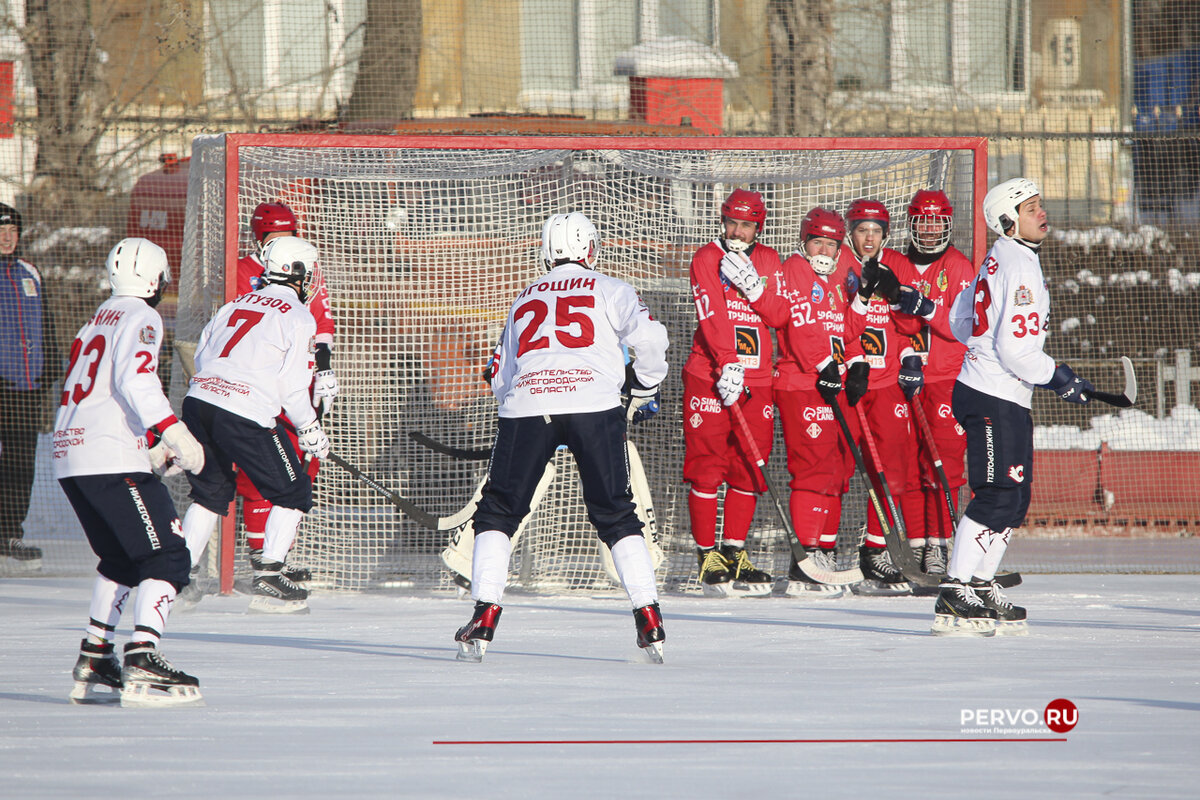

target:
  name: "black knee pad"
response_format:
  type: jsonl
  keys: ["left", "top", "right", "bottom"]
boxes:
{"left": 966, "top": 484, "right": 1027, "bottom": 531}
{"left": 138, "top": 539, "right": 193, "bottom": 589}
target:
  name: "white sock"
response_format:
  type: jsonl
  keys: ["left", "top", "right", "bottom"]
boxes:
{"left": 131, "top": 578, "right": 177, "bottom": 645}
{"left": 262, "top": 506, "right": 304, "bottom": 563}
{"left": 947, "top": 514, "right": 991, "bottom": 582}
{"left": 471, "top": 530, "right": 512, "bottom": 605}
{"left": 973, "top": 528, "right": 1012, "bottom": 581}
{"left": 611, "top": 535, "right": 658, "bottom": 609}
{"left": 86, "top": 575, "right": 131, "bottom": 644}
{"left": 182, "top": 504, "right": 220, "bottom": 568}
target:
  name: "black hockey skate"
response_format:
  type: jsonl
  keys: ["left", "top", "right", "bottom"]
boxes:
{"left": 720, "top": 545, "right": 773, "bottom": 597}
{"left": 249, "top": 548, "right": 311, "bottom": 584}
{"left": 930, "top": 578, "right": 998, "bottom": 637}
{"left": 853, "top": 545, "right": 913, "bottom": 596}
{"left": 455, "top": 601, "right": 502, "bottom": 662}
{"left": 633, "top": 602, "right": 665, "bottom": 664}
{"left": 120, "top": 642, "right": 204, "bottom": 707}
{"left": 69, "top": 639, "right": 123, "bottom": 705}
{"left": 786, "top": 548, "right": 846, "bottom": 599}
{"left": 249, "top": 559, "right": 310, "bottom": 614}
{"left": 696, "top": 547, "right": 733, "bottom": 597}
{"left": 1, "top": 537, "right": 42, "bottom": 570}
{"left": 971, "top": 578, "right": 1028, "bottom": 636}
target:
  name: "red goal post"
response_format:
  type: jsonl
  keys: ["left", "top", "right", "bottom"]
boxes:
{"left": 174, "top": 133, "right": 989, "bottom": 593}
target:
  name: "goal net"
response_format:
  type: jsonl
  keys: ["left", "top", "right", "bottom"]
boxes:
{"left": 173, "top": 133, "right": 986, "bottom": 592}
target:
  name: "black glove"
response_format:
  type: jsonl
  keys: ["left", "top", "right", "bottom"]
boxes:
{"left": 845, "top": 361, "right": 870, "bottom": 406}
{"left": 816, "top": 361, "right": 842, "bottom": 404}
{"left": 858, "top": 258, "right": 880, "bottom": 300}
{"left": 898, "top": 355, "right": 924, "bottom": 400}
{"left": 895, "top": 285, "right": 935, "bottom": 317}
{"left": 314, "top": 342, "right": 333, "bottom": 373}
{"left": 875, "top": 267, "right": 902, "bottom": 305}
{"left": 1040, "top": 363, "right": 1094, "bottom": 404}
{"left": 622, "top": 363, "right": 661, "bottom": 424}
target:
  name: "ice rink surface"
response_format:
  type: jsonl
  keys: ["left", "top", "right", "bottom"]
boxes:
{"left": 3, "top": 574, "right": 1198, "bottom": 798}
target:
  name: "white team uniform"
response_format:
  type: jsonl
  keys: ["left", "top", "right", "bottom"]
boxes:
{"left": 949, "top": 237, "right": 1056, "bottom": 408}
{"left": 187, "top": 284, "right": 317, "bottom": 428}
{"left": 491, "top": 263, "right": 669, "bottom": 417}
{"left": 53, "top": 296, "right": 176, "bottom": 478}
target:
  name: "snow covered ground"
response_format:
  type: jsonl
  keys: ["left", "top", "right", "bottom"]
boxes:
{"left": 3, "top": 575, "right": 1198, "bottom": 798}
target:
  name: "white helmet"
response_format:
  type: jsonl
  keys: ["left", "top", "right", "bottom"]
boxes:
{"left": 261, "top": 235, "right": 318, "bottom": 299}
{"left": 107, "top": 238, "right": 170, "bottom": 305}
{"left": 540, "top": 212, "right": 600, "bottom": 270}
{"left": 983, "top": 178, "right": 1041, "bottom": 238}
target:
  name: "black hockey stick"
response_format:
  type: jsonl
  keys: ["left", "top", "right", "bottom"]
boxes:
{"left": 728, "top": 400, "right": 863, "bottom": 585}
{"left": 408, "top": 431, "right": 491, "bottom": 461}
{"left": 829, "top": 401, "right": 938, "bottom": 587}
{"left": 325, "top": 452, "right": 451, "bottom": 530}
{"left": 1088, "top": 356, "right": 1138, "bottom": 408}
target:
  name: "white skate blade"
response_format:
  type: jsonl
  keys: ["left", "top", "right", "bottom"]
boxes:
{"left": 68, "top": 681, "right": 121, "bottom": 705}
{"left": 995, "top": 620, "right": 1029, "bottom": 636}
{"left": 931, "top": 614, "right": 997, "bottom": 637}
{"left": 247, "top": 595, "right": 310, "bottom": 615}
{"left": 640, "top": 641, "right": 664, "bottom": 664}
{"left": 456, "top": 639, "right": 488, "bottom": 662}
{"left": 701, "top": 581, "right": 770, "bottom": 598}
{"left": 119, "top": 682, "right": 205, "bottom": 708}
{"left": 852, "top": 579, "right": 913, "bottom": 597}
{"left": 785, "top": 581, "right": 846, "bottom": 599}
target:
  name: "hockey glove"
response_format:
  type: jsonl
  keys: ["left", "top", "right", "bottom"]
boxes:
{"left": 816, "top": 360, "right": 842, "bottom": 404}
{"left": 622, "top": 363, "right": 661, "bottom": 424}
{"left": 858, "top": 257, "right": 880, "bottom": 300}
{"left": 482, "top": 344, "right": 501, "bottom": 385}
{"left": 875, "top": 267, "right": 902, "bottom": 305}
{"left": 161, "top": 421, "right": 205, "bottom": 474}
{"left": 719, "top": 250, "right": 763, "bottom": 303}
{"left": 845, "top": 361, "right": 870, "bottom": 407}
{"left": 898, "top": 355, "right": 925, "bottom": 400}
{"left": 716, "top": 362, "right": 746, "bottom": 407}
{"left": 894, "top": 285, "right": 935, "bottom": 317}
{"left": 148, "top": 441, "right": 183, "bottom": 477}
{"left": 297, "top": 420, "right": 332, "bottom": 459}
{"left": 1040, "top": 363, "right": 1094, "bottom": 404}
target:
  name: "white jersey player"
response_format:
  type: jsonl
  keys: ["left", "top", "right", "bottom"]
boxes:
{"left": 55, "top": 237, "right": 205, "bottom": 707}
{"left": 454, "top": 211, "right": 670, "bottom": 663}
{"left": 931, "top": 178, "right": 1094, "bottom": 637}
{"left": 179, "top": 235, "right": 330, "bottom": 613}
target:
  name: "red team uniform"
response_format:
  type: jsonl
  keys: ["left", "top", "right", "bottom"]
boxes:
{"left": 682, "top": 190, "right": 789, "bottom": 595}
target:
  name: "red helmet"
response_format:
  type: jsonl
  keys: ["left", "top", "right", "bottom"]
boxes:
{"left": 251, "top": 202, "right": 298, "bottom": 242}
{"left": 800, "top": 207, "right": 845, "bottom": 244}
{"left": 846, "top": 198, "right": 890, "bottom": 237}
{"left": 721, "top": 189, "right": 767, "bottom": 230}
{"left": 907, "top": 190, "right": 954, "bottom": 254}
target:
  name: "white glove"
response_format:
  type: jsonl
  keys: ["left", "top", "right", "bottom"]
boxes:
{"left": 296, "top": 421, "right": 331, "bottom": 460}
{"left": 161, "top": 421, "right": 205, "bottom": 474}
{"left": 148, "top": 441, "right": 182, "bottom": 477}
{"left": 719, "top": 250, "right": 763, "bottom": 303}
{"left": 313, "top": 370, "right": 339, "bottom": 416}
{"left": 716, "top": 362, "right": 746, "bottom": 407}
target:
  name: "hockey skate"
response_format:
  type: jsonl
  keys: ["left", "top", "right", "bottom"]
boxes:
{"left": 930, "top": 578, "right": 998, "bottom": 637}
{"left": 922, "top": 539, "right": 948, "bottom": 575}
{"left": 249, "top": 548, "right": 311, "bottom": 584}
{"left": 696, "top": 547, "right": 733, "bottom": 597}
{"left": 852, "top": 545, "right": 913, "bottom": 596}
{"left": 785, "top": 548, "right": 846, "bottom": 599}
{"left": 119, "top": 642, "right": 204, "bottom": 708}
{"left": 633, "top": 602, "right": 665, "bottom": 664}
{"left": 971, "top": 578, "right": 1028, "bottom": 636}
{"left": 455, "top": 601, "right": 502, "bottom": 662}
{"left": 1, "top": 537, "right": 42, "bottom": 571}
{"left": 249, "top": 559, "right": 310, "bottom": 614}
{"left": 68, "top": 639, "right": 123, "bottom": 705}
{"left": 720, "top": 545, "right": 773, "bottom": 597}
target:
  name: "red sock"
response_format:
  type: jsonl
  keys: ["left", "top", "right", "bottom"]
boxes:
{"left": 788, "top": 490, "right": 829, "bottom": 549}
{"left": 688, "top": 489, "right": 718, "bottom": 549}
{"left": 820, "top": 494, "right": 842, "bottom": 550}
{"left": 722, "top": 488, "right": 757, "bottom": 544}
{"left": 244, "top": 498, "right": 272, "bottom": 550}
{"left": 901, "top": 489, "right": 926, "bottom": 541}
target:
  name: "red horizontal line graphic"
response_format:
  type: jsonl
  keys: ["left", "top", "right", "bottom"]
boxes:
{"left": 434, "top": 737, "right": 1068, "bottom": 745}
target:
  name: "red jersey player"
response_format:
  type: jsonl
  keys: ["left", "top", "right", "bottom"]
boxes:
{"left": 841, "top": 198, "right": 924, "bottom": 594}
{"left": 682, "top": 189, "right": 789, "bottom": 597}
{"left": 773, "top": 207, "right": 867, "bottom": 598}
{"left": 888, "top": 190, "right": 976, "bottom": 575}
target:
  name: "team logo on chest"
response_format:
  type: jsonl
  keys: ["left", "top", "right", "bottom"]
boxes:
{"left": 810, "top": 282, "right": 825, "bottom": 304}
{"left": 937, "top": 270, "right": 949, "bottom": 292}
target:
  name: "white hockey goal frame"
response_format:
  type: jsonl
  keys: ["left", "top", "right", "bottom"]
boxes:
{"left": 174, "top": 133, "right": 988, "bottom": 594}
